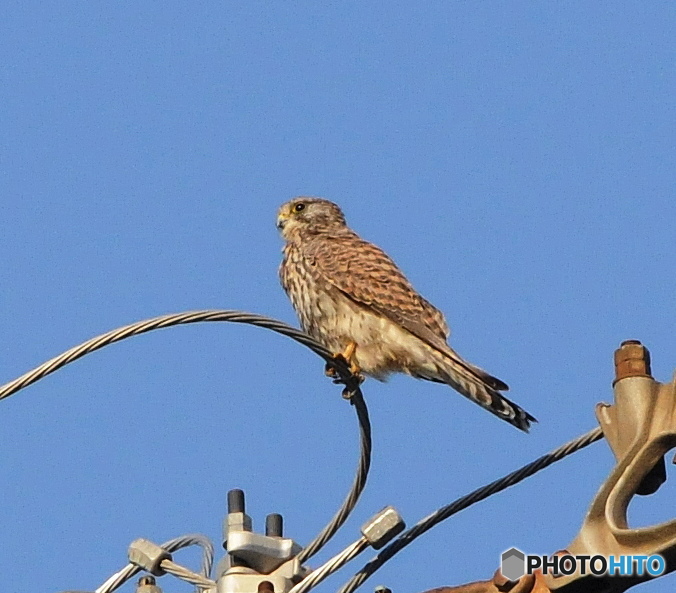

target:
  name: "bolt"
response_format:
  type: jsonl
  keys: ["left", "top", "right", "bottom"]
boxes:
{"left": 136, "top": 575, "right": 162, "bottom": 593}
{"left": 228, "top": 489, "right": 245, "bottom": 513}
{"left": 266, "top": 513, "right": 283, "bottom": 537}
{"left": 614, "top": 340, "right": 652, "bottom": 384}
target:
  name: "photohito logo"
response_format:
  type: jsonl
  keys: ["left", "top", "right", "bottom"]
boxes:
{"left": 500, "top": 548, "right": 666, "bottom": 581}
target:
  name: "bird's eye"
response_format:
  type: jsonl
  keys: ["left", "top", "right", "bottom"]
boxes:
{"left": 294, "top": 203, "right": 306, "bottom": 212}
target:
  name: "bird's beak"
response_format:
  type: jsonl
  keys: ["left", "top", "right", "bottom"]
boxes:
{"left": 276, "top": 211, "right": 289, "bottom": 230}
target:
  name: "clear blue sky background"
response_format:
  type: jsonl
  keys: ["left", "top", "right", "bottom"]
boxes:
{"left": 1, "top": 3, "right": 674, "bottom": 592}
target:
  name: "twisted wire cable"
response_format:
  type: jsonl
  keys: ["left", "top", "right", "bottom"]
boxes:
{"left": 166, "top": 534, "right": 215, "bottom": 579}
{"left": 336, "top": 426, "right": 605, "bottom": 593}
{"left": 94, "top": 565, "right": 135, "bottom": 593}
{"left": 160, "top": 559, "right": 217, "bottom": 590}
{"left": 0, "top": 310, "right": 350, "bottom": 402}
{"left": 297, "top": 386, "right": 372, "bottom": 564}
{"left": 290, "top": 538, "right": 370, "bottom": 593}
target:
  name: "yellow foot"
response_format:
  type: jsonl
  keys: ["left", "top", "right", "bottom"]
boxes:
{"left": 325, "top": 341, "right": 362, "bottom": 378}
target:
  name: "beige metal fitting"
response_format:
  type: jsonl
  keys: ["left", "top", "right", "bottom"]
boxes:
{"left": 546, "top": 341, "right": 676, "bottom": 592}
{"left": 361, "top": 506, "right": 406, "bottom": 550}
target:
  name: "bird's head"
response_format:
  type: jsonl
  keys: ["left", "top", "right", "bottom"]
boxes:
{"left": 276, "top": 197, "right": 347, "bottom": 239}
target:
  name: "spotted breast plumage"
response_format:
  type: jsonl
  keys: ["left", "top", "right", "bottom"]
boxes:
{"left": 277, "top": 197, "right": 535, "bottom": 432}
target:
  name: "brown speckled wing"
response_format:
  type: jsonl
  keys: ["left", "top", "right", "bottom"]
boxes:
{"left": 303, "top": 230, "right": 452, "bottom": 353}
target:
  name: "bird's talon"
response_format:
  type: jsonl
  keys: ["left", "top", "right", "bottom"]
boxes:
{"left": 341, "top": 374, "right": 365, "bottom": 399}
{"left": 326, "top": 351, "right": 353, "bottom": 379}
{"left": 324, "top": 362, "right": 340, "bottom": 378}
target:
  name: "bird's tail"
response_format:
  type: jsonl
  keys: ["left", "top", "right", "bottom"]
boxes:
{"left": 419, "top": 350, "right": 536, "bottom": 432}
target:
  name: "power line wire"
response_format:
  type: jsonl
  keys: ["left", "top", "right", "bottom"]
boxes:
{"left": 336, "top": 426, "right": 604, "bottom": 593}
{"left": 0, "top": 310, "right": 349, "bottom": 402}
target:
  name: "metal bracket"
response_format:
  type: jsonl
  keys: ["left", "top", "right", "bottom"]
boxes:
{"left": 217, "top": 489, "right": 309, "bottom": 593}
{"left": 546, "top": 340, "right": 676, "bottom": 592}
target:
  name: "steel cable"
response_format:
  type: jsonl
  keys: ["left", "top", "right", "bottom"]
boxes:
{"left": 0, "top": 310, "right": 350, "bottom": 402}
{"left": 160, "top": 559, "right": 217, "bottom": 590}
{"left": 161, "top": 533, "right": 214, "bottom": 579}
{"left": 290, "top": 538, "right": 370, "bottom": 593}
{"left": 336, "top": 426, "right": 604, "bottom": 593}
{"left": 297, "top": 387, "right": 371, "bottom": 563}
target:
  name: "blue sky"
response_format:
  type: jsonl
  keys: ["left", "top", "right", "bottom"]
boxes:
{"left": 1, "top": 2, "right": 674, "bottom": 592}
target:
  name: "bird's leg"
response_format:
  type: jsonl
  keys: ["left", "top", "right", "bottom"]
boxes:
{"left": 325, "top": 340, "right": 362, "bottom": 378}
{"left": 342, "top": 341, "right": 360, "bottom": 374}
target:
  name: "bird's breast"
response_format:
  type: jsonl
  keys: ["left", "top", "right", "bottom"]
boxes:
{"left": 280, "top": 243, "right": 434, "bottom": 379}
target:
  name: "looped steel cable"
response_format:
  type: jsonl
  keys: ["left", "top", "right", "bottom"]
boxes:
{"left": 0, "top": 310, "right": 350, "bottom": 401}
{"left": 0, "top": 309, "right": 371, "bottom": 573}
{"left": 336, "top": 426, "right": 604, "bottom": 593}
{"left": 165, "top": 533, "right": 214, "bottom": 585}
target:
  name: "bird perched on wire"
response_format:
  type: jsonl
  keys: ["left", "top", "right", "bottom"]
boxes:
{"left": 277, "top": 197, "right": 535, "bottom": 432}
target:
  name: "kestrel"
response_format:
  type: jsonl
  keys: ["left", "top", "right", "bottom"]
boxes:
{"left": 277, "top": 197, "right": 535, "bottom": 432}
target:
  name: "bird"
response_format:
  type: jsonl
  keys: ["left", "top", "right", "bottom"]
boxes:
{"left": 277, "top": 197, "right": 536, "bottom": 432}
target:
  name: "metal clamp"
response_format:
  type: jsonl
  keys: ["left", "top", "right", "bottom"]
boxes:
{"left": 361, "top": 506, "right": 406, "bottom": 550}
{"left": 128, "top": 539, "right": 172, "bottom": 576}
